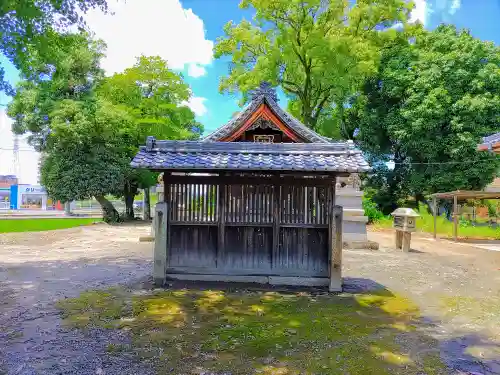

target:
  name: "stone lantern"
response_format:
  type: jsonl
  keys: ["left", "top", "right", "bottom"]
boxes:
{"left": 391, "top": 208, "right": 419, "bottom": 252}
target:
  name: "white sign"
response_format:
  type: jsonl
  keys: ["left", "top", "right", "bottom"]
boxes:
{"left": 23, "top": 186, "right": 46, "bottom": 194}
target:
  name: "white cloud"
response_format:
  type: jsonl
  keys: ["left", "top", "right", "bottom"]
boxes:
{"left": 410, "top": 0, "right": 428, "bottom": 25}
{"left": 449, "top": 0, "right": 461, "bottom": 14}
{"left": 0, "top": 109, "right": 39, "bottom": 184}
{"left": 84, "top": 0, "right": 214, "bottom": 78}
{"left": 184, "top": 96, "right": 208, "bottom": 117}
{"left": 187, "top": 63, "right": 207, "bottom": 78}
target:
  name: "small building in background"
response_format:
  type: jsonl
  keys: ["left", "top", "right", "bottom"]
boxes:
{"left": 0, "top": 175, "right": 18, "bottom": 209}
{"left": 10, "top": 184, "right": 48, "bottom": 209}
{"left": 478, "top": 132, "right": 500, "bottom": 194}
{"left": 8, "top": 184, "right": 63, "bottom": 210}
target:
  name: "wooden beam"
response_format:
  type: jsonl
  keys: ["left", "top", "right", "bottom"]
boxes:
{"left": 272, "top": 180, "right": 281, "bottom": 270}
{"left": 164, "top": 174, "right": 338, "bottom": 187}
{"left": 149, "top": 170, "right": 349, "bottom": 178}
{"left": 217, "top": 184, "right": 226, "bottom": 268}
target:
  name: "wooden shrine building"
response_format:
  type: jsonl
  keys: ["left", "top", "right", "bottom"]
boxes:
{"left": 132, "top": 83, "right": 370, "bottom": 291}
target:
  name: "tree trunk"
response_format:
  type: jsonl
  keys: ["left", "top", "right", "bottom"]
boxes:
{"left": 124, "top": 190, "right": 135, "bottom": 220}
{"left": 143, "top": 187, "right": 151, "bottom": 220}
{"left": 64, "top": 201, "right": 71, "bottom": 216}
{"left": 123, "top": 182, "right": 138, "bottom": 220}
{"left": 95, "top": 195, "right": 120, "bottom": 223}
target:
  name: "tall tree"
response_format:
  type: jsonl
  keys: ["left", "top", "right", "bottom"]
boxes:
{"left": 1, "top": 0, "right": 108, "bottom": 94}
{"left": 7, "top": 32, "right": 124, "bottom": 221}
{"left": 40, "top": 99, "right": 134, "bottom": 222}
{"left": 348, "top": 25, "right": 500, "bottom": 213}
{"left": 8, "top": 31, "right": 105, "bottom": 150}
{"left": 98, "top": 56, "right": 203, "bottom": 218}
{"left": 214, "top": 0, "right": 413, "bottom": 130}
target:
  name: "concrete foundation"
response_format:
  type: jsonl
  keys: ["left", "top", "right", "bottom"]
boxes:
{"left": 166, "top": 274, "right": 330, "bottom": 287}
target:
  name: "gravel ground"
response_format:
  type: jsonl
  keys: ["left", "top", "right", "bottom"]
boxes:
{"left": 358, "top": 230, "right": 500, "bottom": 375}
{"left": 1, "top": 224, "right": 500, "bottom": 374}
{"left": 0, "top": 223, "right": 154, "bottom": 375}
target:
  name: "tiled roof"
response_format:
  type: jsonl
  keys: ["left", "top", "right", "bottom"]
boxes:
{"left": 202, "top": 83, "right": 330, "bottom": 144}
{"left": 131, "top": 138, "right": 371, "bottom": 173}
{"left": 480, "top": 132, "right": 500, "bottom": 148}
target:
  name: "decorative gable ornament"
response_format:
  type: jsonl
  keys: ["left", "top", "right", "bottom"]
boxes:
{"left": 249, "top": 82, "right": 279, "bottom": 102}
{"left": 203, "top": 81, "right": 329, "bottom": 143}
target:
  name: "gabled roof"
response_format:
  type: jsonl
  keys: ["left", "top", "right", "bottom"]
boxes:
{"left": 131, "top": 137, "right": 370, "bottom": 173}
{"left": 202, "top": 83, "right": 330, "bottom": 143}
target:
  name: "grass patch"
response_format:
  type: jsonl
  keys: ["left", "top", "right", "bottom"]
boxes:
{"left": 372, "top": 208, "right": 500, "bottom": 240}
{"left": 0, "top": 218, "right": 102, "bottom": 233}
{"left": 57, "top": 288, "right": 447, "bottom": 374}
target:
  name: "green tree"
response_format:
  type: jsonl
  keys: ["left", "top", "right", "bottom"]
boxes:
{"left": 7, "top": 32, "right": 124, "bottom": 221}
{"left": 40, "top": 99, "right": 134, "bottom": 222}
{"left": 349, "top": 25, "right": 500, "bottom": 213}
{"left": 98, "top": 56, "right": 203, "bottom": 218}
{"left": 214, "top": 0, "right": 413, "bottom": 130}
{"left": 1, "top": 0, "right": 108, "bottom": 94}
{"left": 8, "top": 31, "right": 106, "bottom": 150}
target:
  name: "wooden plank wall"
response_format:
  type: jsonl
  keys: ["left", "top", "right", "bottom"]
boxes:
{"left": 166, "top": 180, "right": 333, "bottom": 276}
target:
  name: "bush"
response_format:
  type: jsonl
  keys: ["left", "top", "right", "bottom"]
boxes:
{"left": 362, "top": 196, "right": 385, "bottom": 223}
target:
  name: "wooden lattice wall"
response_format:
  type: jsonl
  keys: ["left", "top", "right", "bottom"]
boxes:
{"left": 164, "top": 176, "right": 336, "bottom": 277}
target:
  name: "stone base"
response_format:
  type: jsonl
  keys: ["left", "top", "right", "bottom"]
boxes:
{"left": 139, "top": 235, "right": 155, "bottom": 242}
{"left": 166, "top": 274, "right": 334, "bottom": 288}
{"left": 343, "top": 213, "right": 369, "bottom": 242}
{"left": 343, "top": 240, "right": 379, "bottom": 250}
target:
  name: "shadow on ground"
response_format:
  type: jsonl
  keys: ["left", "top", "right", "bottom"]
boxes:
{"left": 54, "top": 274, "right": 500, "bottom": 374}
{"left": 1, "top": 253, "right": 500, "bottom": 374}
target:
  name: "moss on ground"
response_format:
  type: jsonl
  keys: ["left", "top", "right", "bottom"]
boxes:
{"left": 57, "top": 288, "right": 447, "bottom": 374}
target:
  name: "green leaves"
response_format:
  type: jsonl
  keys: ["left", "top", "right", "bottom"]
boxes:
{"left": 98, "top": 56, "right": 202, "bottom": 143}
{"left": 215, "top": 0, "right": 412, "bottom": 129}
{"left": 1, "top": 0, "right": 109, "bottom": 93}
{"left": 41, "top": 99, "right": 133, "bottom": 202}
{"left": 350, "top": 25, "right": 500, "bottom": 212}
{"left": 7, "top": 32, "right": 202, "bottom": 217}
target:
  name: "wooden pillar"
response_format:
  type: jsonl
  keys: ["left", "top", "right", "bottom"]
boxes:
{"left": 153, "top": 202, "right": 168, "bottom": 287}
{"left": 432, "top": 196, "right": 437, "bottom": 239}
{"left": 272, "top": 179, "right": 281, "bottom": 269}
{"left": 217, "top": 184, "right": 226, "bottom": 268}
{"left": 453, "top": 195, "right": 458, "bottom": 242}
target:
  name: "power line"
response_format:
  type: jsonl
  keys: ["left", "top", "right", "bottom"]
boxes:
{"left": 0, "top": 148, "right": 37, "bottom": 152}
{"left": 388, "top": 160, "right": 497, "bottom": 165}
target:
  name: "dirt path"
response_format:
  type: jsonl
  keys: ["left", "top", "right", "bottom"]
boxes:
{"left": 1, "top": 224, "right": 500, "bottom": 374}
{"left": 0, "top": 223, "right": 154, "bottom": 375}
{"left": 355, "top": 229, "right": 500, "bottom": 374}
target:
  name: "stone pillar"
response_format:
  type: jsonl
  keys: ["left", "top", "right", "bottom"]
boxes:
{"left": 153, "top": 202, "right": 168, "bottom": 287}
{"left": 151, "top": 183, "right": 165, "bottom": 238}
{"left": 335, "top": 174, "right": 369, "bottom": 245}
{"left": 329, "top": 205, "right": 343, "bottom": 292}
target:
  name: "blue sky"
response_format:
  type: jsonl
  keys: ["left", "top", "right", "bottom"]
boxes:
{"left": 1, "top": 0, "right": 500, "bottom": 183}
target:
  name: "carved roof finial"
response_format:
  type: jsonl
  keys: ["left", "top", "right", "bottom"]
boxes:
{"left": 249, "top": 81, "right": 278, "bottom": 102}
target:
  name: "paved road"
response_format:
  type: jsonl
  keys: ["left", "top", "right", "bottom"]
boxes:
{"left": 0, "top": 209, "right": 102, "bottom": 219}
